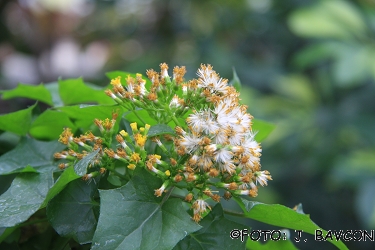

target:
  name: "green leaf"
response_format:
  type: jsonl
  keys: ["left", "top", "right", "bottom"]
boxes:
{"left": 0, "top": 83, "right": 53, "bottom": 106}
{"left": 246, "top": 236, "right": 298, "bottom": 250}
{"left": 92, "top": 168, "right": 201, "bottom": 250}
{"left": 19, "top": 165, "right": 38, "bottom": 173}
{"left": 236, "top": 198, "right": 348, "bottom": 250}
{"left": 229, "top": 67, "right": 241, "bottom": 92}
{"left": 74, "top": 149, "right": 100, "bottom": 176}
{"left": 0, "top": 138, "right": 65, "bottom": 175}
{"left": 174, "top": 204, "right": 248, "bottom": 250}
{"left": 288, "top": 0, "right": 366, "bottom": 40}
{"left": 252, "top": 119, "right": 275, "bottom": 142}
{"left": 0, "top": 172, "right": 53, "bottom": 227}
{"left": 58, "top": 78, "right": 114, "bottom": 105}
{"left": 44, "top": 82, "right": 64, "bottom": 107}
{"left": 293, "top": 43, "right": 335, "bottom": 70}
{"left": 41, "top": 166, "right": 80, "bottom": 208}
{"left": 0, "top": 103, "right": 36, "bottom": 135}
{"left": 47, "top": 178, "right": 98, "bottom": 244}
{"left": 57, "top": 105, "right": 123, "bottom": 130}
{"left": 148, "top": 124, "right": 176, "bottom": 137}
{"left": 29, "top": 110, "right": 75, "bottom": 140}
{"left": 106, "top": 175, "right": 122, "bottom": 187}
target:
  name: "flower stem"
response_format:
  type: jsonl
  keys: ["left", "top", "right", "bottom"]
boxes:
{"left": 171, "top": 116, "right": 182, "bottom": 127}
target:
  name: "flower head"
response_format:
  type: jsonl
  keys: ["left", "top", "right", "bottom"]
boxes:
{"left": 192, "top": 199, "right": 211, "bottom": 222}
{"left": 59, "top": 128, "right": 73, "bottom": 145}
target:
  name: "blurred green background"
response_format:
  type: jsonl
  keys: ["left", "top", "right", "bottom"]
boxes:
{"left": 0, "top": 0, "right": 375, "bottom": 249}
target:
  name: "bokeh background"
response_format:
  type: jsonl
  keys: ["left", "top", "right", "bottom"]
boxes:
{"left": 1, "top": 0, "right": 375, "bottom": 249}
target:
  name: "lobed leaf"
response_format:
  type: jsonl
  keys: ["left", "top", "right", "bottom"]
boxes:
{"left": 41, "top": 166, "right": 80, "bottom": 208}
{"left": 174, "top": 204, "right": 249, "bottom": 250}
{"left": 44, "top": 82, "right": 64, "bottom": 107}
{"left": 57, "top": 104, "right": 123, "bottom": 131}
{"left": 0, "top": 137, "right": 65, "bottom": 176}
{"left": 92, "top": 168, "right": 201, "bottom": 250}
{"left": 0, "top": 83, "right": 53, "bottom": 106}
{"left": 0, "top": 172, "right": 53, "bottom": 227}
{"left": 0, "top": 103, "right": 36, "bottom": 136}
{"left": 47, "top": 178, "right": 99, "bottom": 244}
{"left": 58, "top": 78, "right": 114, "bottom": 105}
{"left": 29, "top": 110, "right": 76, "bottom": 140}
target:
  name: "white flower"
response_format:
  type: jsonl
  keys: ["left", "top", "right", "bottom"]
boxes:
{"left": 192, "top": 199, "right": 211, "bottom": 214}
{"left": 255, "top": 170, "right": 272, "bottom": 186}
{"left": 160, "top": 63, "right": 169, "bottom": 78}
{"left": 169, "top": 94, "right": 181, "bottom": 108}
{"left": 197, "top": 65, "right": 228, "bottom": 94}
{"left": 204, "top": 144, "right": 218, "bottom": 154}
{"left": 242, "top": 132, "right": 261, "bottom": 156}
{"left": 187, "top": 110, "right": 219, "bottom": 134}
{"left": 126, "top": 82, "right": 135, "bottom": 94}
{"left": 182, "top": 84, "right": 188, "bottom": 96}
{"left": 240, "top": 181, "right": 257, "bottom": 191}
{"left": 180, "top": 133, "right": 201, "bottom": 153}
{"left": 218, "top": 161, "right": 236, "bottom": 174}
{"left": 214, "top": 147, "right": 232, "bottom": 163}
{"left": 227, "top": 128, "right": 244, "bottom": 146}
{"left": 213, "top": 128, "right": 229, "bottom": 144}
{"left": 197, "top": 154, "right": 214, "bottom": 171}
{"left": 236, "top": 108, "right": 252, "bottom": 130}
{"left": 138, "top": 80, "right": 147, "bottom": 96}
{"left": 188, "top": 154, "right": 199, "bottom": 166}
{"left": 154, "top": 181, "right": 169, "bottom": 197}
{"left": 214, "top": 99, "right": 238, "bottom": 128}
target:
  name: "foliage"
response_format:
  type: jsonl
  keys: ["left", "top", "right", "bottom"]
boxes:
{"left": 0, "top": 64, "right": 348, "bottom": 250}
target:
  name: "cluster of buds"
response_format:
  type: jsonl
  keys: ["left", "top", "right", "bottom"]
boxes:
{"left": 54, "top": 113, "right": 154, "bottom": 182}
{"left": 55, "top": 63, "right": 272, "bottom": 222}
{"left": 54, "top": 113, "right": 117, "bottom": 181}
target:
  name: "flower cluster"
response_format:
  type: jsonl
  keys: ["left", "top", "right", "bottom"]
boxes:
{"left": 170, "top": 64, "right": 271, "bottom": 221}
{"left": 54, "top": 63, "right": 272, "bottom": 222}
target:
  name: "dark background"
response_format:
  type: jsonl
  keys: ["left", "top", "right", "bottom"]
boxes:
{"left": 1, "top": 0, "right": 374, "bottom": 249}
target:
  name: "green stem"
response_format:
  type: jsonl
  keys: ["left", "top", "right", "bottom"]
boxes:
{"left": 119, "top": 101, "right": 148, "bottom": 125}
{"left": 161, "top": 186, "right": 175, "bottom": 205}
{"left": 171, "top": 116, "right": 182, "bottom": 127}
